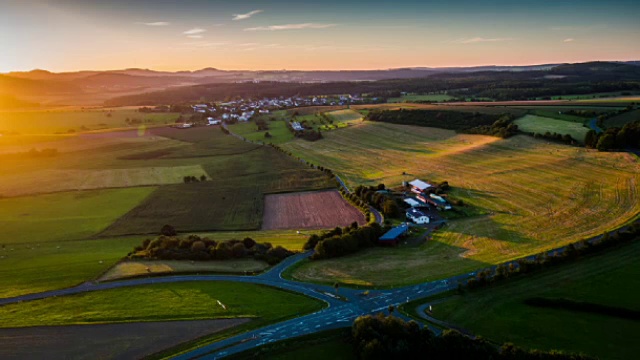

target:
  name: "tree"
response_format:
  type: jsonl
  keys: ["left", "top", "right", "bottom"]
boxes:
{"left": 191, "top": 241, "right": 206, "bottom": 252}
{"left": 200, "top": 175, "right": 207, "bottom": 182}
{"left": 382, "top": 199, "right": 399, "bottom": 217}
{"left": 584, "top": 130, "right": 598, "bottom": 148}
{"left": 160, "top": 224, "right": 177, "bottom": 236}
{"left": 596, "top": 133, "right": 615, "bottom": 151}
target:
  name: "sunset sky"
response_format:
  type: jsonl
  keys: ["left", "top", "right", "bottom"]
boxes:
{"left": 1, "top": 0, "right": 639, "bottom": 72}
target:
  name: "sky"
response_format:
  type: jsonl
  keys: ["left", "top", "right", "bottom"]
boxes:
{"left": 1, "top": 0, "right": 639, "bottom": 72}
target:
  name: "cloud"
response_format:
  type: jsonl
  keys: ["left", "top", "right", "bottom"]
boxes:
{"left": 563, "top": 38, "right": 574, "bottom": 42}
{"left": 187, "top": 35, "right": 203, "bottom": 39}
{"left": 183, "top": 28, "right": 206, "bottom": 35}
{"left": 451, "top": 37, "right": 512, "bottom": 44}
{"left": 137, "top": 22, "right": 170, "bottom": 26}
{"left": 232, "top": 10, "right": 263, "bottom": 21}
{"left": 244, "top": 23, "right": 337, "bottom": 31}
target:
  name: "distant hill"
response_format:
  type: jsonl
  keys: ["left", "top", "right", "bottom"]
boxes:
{"left": 0, "top": 94, "right": 39, "bottom": 109}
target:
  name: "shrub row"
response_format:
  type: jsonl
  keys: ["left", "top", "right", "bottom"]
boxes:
{"left": 305, "top": 222, "right": 386, "bottom": 260}
{"left": 129, "top": 234, "right": 294, "bottom": 265}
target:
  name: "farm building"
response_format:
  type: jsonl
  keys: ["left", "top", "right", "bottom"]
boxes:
{"left": 378, "top": 223, "right": 409, "bottom": 246}
{"left": 409, "top": 179, "right": 432, "bottom": 194}
{"left": 404, "top": 198, "right": 421, "bottom": 207}
{"left": 207, "top": 117, "right": 221, "bottom": 125}
{"left": 430, "top": 194, "right": 452, "bottom": 210}
{"left": 407, "top": 208, "right": 430, "bottom": 224}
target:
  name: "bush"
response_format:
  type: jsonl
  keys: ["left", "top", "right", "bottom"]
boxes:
{"left": 160, "top": 224, "right": 177, "bottom": 236}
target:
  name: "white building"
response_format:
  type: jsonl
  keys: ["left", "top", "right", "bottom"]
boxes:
{"left": 406, "top": 208, "right": 430, "bottom": 224}
{"left": 409, "top": 179, "right": 433, "bottom": 194}
{"left": 404, "top": 198, "right": 421, "bottom": 207}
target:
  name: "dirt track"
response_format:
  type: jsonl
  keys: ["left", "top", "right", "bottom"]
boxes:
{"left": 0, "top": 318, "right": 249, "bottom": 360}
{"left": 262, "top": 190, "right": 366, "bottom": 230}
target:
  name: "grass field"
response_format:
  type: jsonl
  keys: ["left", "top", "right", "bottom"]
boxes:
{"left": 604, "top": 109, "right": 640, "bottom": 128}
{"left": 0, "top": 188, "right": 154, "bottom": 244}
{"left": 539, "top": 91, "right": 640, "bottom": 101}
{"left": 100, "top": 259, "right": 270, "bottom": 281}
{"left": 514, "top": 114, "right": 590, "bottom": 143}
{"left": 282, "top": 122, "right": 640, "bottom": 286}
{"left": 193, "top": 229, "right": 311, "bottom": 250}
{"left": 0, "top": 109, "right": 180, "bottom": 134}
{"left": 229, "top": 119, "right": 294, "bottom": 144}
{"left": 388, "top": 94, "right": 455, "bottom": 103}
{"left": 0, "top": 281, "right": 325, "bottom": 327}
{"left": 0, "top": 237, "right": 142, "bottom": 298}
{"left": 423, "top": 241, "right": 640, "bottom": 360}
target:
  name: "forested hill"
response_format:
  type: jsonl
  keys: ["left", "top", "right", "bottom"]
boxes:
{"left": 105, "top": 62, "right": 640, "bottom": 106}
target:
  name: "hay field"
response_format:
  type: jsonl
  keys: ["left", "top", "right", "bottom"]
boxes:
{"left": 514, "top": 115, "right": 590, "bottom": 143}
{"left": 282, "top": 122, "right": 640, "bottom": 286}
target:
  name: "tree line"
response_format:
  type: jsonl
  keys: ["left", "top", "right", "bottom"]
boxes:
{"left": 303, "top": 222, "right": 386, "bottom": 260}
{"left": 352, "top": 313, "right": 592, "bottom": 360}
{"left": 130, "top": 229, "right": 294, "bottom": 265}
{"left": 584, "top": 121, "right": 640, "bottom": 151}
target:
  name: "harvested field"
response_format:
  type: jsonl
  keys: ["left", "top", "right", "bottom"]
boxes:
{"left": 262, "top": 190, "right": 366, "bottom": 230}
{"left": 0, "top": 319, "right": 249, "bottom": 360}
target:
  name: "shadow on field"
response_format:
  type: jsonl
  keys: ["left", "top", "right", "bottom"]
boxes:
{"left": 443, "top": 215, "right": 534, "bottom": 244}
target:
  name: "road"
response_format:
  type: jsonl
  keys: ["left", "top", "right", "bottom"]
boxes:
{"left": 334, "top": 174, "right": 384, "bottom": 224}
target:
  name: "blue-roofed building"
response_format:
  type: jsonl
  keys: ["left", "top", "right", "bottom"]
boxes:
{"left": 378, "top": 223, "right": 409, "bottom": 246}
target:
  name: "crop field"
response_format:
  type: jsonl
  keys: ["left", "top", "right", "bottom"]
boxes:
{"left": 262, "top": 190, "right": 366, "bottom": 230}
{"left": 388, "top": 94, "right": 455, "bottom": 103}
{"left": 424, "top": 241, "right": 640, "bottom": 360}
{"left": 0, "top": 109, "right": 180, "bottom": 134}
{"left": 193, "top": 229, "right": 312, "bottom": 250}
{"left": 100, "top": 258, "right": 270, "bottom": 281}
{"left": 282, "top": 122, "right": 640, "bottom": 286}
{"left": 0, "top": 281, "right": 325, "bottom": 328}
{"left": 0, "top": 236, "right": 142, "bottom": 298}
{"left": 604, "top": 109, "right": 640, "bottom": 128}
{"left": 0, "top": 165, "right": 206, "bottom": 197}
{"left": 514, "top": 115, "right": 590, "bottom": 143}
{"left": 0, "top": 188, "right": 154, "bottom": 245}
{"left": 0, "top": 319, "right": 249, "bottom": 360}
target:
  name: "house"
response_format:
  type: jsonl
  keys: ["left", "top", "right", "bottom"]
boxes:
{"left": 406, "top": 208, "right": 430, "bottom": 224}
{"left": 378, "top": 223, "right": 409, "bottom": 246}
{"left": 404, "top": 198, "right": 421, "bottom": 207}
{"left": 207, "top": 117, "right": 221, "bottom": 126}
{"left": 409, "top": 179, "right": 433, "bottom": 194}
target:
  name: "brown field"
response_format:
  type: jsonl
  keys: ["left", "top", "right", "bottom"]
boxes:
{"left": 0, "top": 319, "right": 249, "bottom": 360}
{"left": 262, "top": 190, "right": 366, "bottom": 230}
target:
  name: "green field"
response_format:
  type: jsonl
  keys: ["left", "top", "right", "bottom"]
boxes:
{"left": 0, "top": 188, "right": 154, "bottom": 244}
{"left": 514, "top": 114, "right": 590, "bottom": 143}
{"left": 421, "top": 241, "right": 640, "bottom": 360}
{"left": 100, "top": 258, "right": 270, "bottom": 281}
{"left": 0, "top": 281, "right": 325, "bottom": 327}
{"left": 194, "top": 229, "right": 311, "bottom": 250}
{"left": 282, "top": 122, "right": 640, "bottom": 286}
{"left": 605, "top": 109, "right": 640, "bottom": 128}
{"left": 388, "top": 94, "right": 455, "bottom": 103}
{"left": 0, "top": 109, "right": 180, "bottom": 134}
{"left": 539, "top": 91, "right": 640, "bottom": 101}
{"left": 230, "top": 120, "right": 294, "bottom": 144}
{"left": 0, "top": 237, "right": 142, "bottom": 298}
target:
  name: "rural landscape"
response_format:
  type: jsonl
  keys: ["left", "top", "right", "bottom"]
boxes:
{"left": 1, "top": 1, "right": 639, "bottom": 359}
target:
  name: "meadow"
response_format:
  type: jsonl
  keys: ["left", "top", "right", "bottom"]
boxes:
{"left": 424, "top": 241, "right": 640, "bottom": 360}
{"left": 605, "top": 109, "right": 640, "bottom": 128}
{"left": 0, "top": 281, "right": 324, "bottom": 327}
{"left": 388, "top": 94, "right": 455, "bottom": 103}
{"left": 0, "top": 188, "right": 154, "bottom": 244}
{"left": 514, "top": 114, "right": 590, "bottom": 143}
{"left": 0, "top": 109, "right": 180, "bottom": 134}
{"left": 0, "top": 237, "right": 143, "bottom": 298}
{"left": 282, "top": 122, "right": 640, "bottom": 286}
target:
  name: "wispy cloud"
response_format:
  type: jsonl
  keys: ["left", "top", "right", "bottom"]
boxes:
{"left": 137, "top": 22, "right": 170, "bottom": 26}
{"left": 183, "top": 28, "right": 206, "bottom": 35}
{"left": 563, "top": 38, "right": 574, "bottom": 42}
{"left": 232, "top": 10, "right": 263, "bottom": 21}
{"left": 450, "top": 37, "right": 512, "bottom": 44}
{"left": 244, "top": 23, "right": 337, "bottom": 31}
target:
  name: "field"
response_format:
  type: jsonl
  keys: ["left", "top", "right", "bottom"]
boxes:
{"left": 0, "top": 109, "right": 180, "bottom": 134}
{"left": 0, "top": 237, "right": 142, "bottom": 298}
{"left": 100, "top": 259, "right": 270, "bottom": 281}
{"left": 605, "top": 109, "right": 640, "bottom": 128}
{"left": 539, "top": 91, "right": 640, "bottom": 100}
{"left": 192, "top": 229, "right": 311, "bottom": 250}
{"left": 0, "top": 319, "right": 249, "bottom": 360}
{"left": 262, "top": 190, "right": 366, "bottom": 230}
{"left": 388, "top": 94, "right": 455, "bottom": 103}
{"left": 281, "top": 122, "right": 640, "bottom": 286}
{"left": 514, "top": 114, "right": 590, "bottom": 143}
{"left": 0, "top": 281, "right": 325, "bottom": 328}
{"left": 0, "top": 188, "right": 154, "bottom": 244}
{"left": 423, "top": 241, "right": 640, "bottom": 360}
{"left": 230, "top": 119, "right": 295, "bottom": 144}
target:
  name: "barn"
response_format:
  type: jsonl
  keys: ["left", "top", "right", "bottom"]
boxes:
{"left": 409, "top": 179, "right": 432, "bottom": 194}
{"left": 378, "top": 223, "right": 409, "bottom": 246}
{"left": 406, "top": 208, "right": 430, "bottom": 224}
